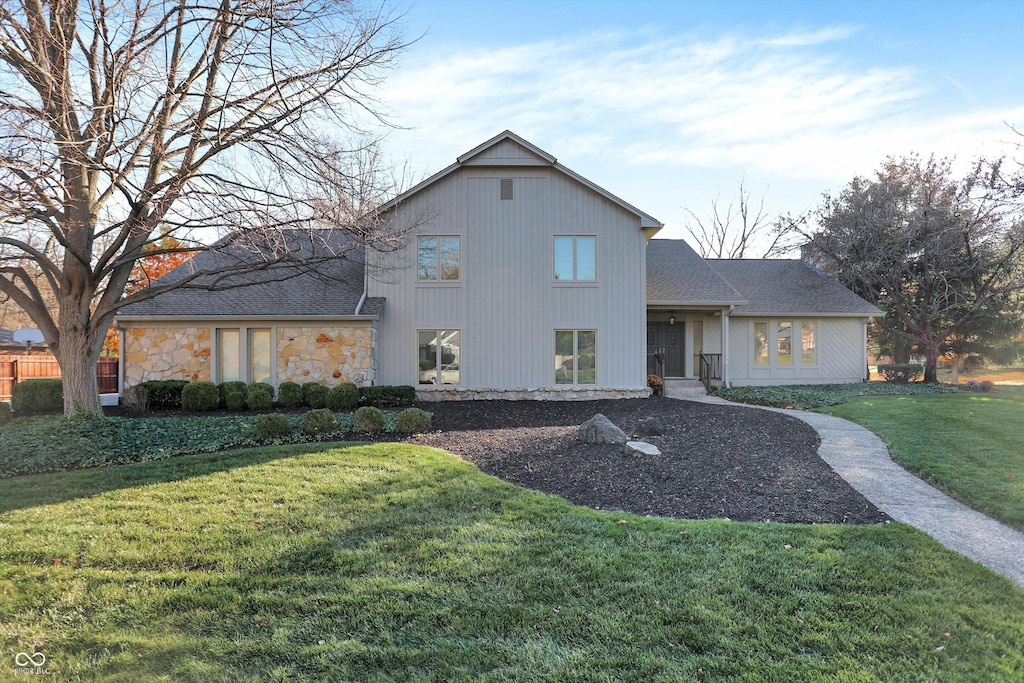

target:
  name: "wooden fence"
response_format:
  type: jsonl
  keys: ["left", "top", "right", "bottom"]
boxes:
{"left": 0, "top": 355, "right": 118, "bottom": 402}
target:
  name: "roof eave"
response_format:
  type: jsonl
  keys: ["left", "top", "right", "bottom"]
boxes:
{"left": 115, "top": 314, "right": 380, "bottom": 324}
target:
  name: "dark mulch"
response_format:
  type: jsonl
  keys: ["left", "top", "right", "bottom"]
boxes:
{"left": 409, "top": 397, "right": 890, "bottom": 525}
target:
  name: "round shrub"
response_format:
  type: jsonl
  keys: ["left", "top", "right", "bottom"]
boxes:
{"left": 302, "top": 408, "right": 338, "bottom": 435}
{"left": 353, "top": 405, "right": 385, "bottom": 433}
{"left": 302, "top": 382, "right": 328, "bottom": 409}
{"left": 327, "top": 382, "right": 359, "bottom": 411}
{"left": 277, "top": 381, "right": 303, "bottom": 408}
{"left": 963, "top": 378, "right": 981, "bottom": 392}
{"left": 181, "top": 381, "right": 219, "bottom": 412}
{"left": 246, "top": 384, "right": 273, "bottom": 411}
{"left": 980, "top": 380, "right": 996, "bottom": 392}
{"left": 218, "top": 381, "right": 247, "bottom": 407}
{"left": 254, "top": 413, "right": 292, "bottom": 438}
{"left": 0, "top": 401, "right": 11, "bottom": 426}
{"left": 224, "top": 389, "right": 247, "bottom": 411}
{"left": 11, "top": 379, "right": 63, "bottom": 414}
{"left": 395, "top": 407, "right": 431, "bottom": 433}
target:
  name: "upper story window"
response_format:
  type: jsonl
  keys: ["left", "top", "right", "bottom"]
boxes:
{"left": 418, "top": 236, "right": 461, "bottom": 281}
{"left": 554, "top": 235, "right": 596, "bottom": 281}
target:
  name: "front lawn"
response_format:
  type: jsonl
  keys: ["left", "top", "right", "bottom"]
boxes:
{"left": 823, "top": 386, "right": 1024, "bottom": 532}
{"left": 2, "top": 443, "right": 1022, "bottom": 681}
{"left": 712, "top": 381, "right": 959, "bottom": 410}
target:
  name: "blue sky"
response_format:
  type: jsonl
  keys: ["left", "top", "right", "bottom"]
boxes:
{"left": 378, "top": 0, "right": 1024, "bottom": 249}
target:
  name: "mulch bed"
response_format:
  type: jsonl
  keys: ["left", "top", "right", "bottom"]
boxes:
{"left": 408, "top": 397, "right": 890, "bottom": 525}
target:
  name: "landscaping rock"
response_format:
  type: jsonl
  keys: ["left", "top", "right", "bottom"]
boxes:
{"left": 579, "top": 413, "right": 627, "bottom": 445}
{"left": 624, "top": 440, "right": 661, "bottom": 456}
{"left": 635, "top": 417, "right": 668, "bottom": 436}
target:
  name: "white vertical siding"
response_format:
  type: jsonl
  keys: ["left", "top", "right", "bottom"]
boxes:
{"left": 369, "top": 165, "right": 648, "bottom": 390}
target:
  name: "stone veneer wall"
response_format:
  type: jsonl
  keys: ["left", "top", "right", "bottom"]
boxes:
{"left": 416, "top": 387, "right": 651, "bottom": 401}
{"left": 123, "top": 327, "right": 211, "bottom": 386}
{"left": 277, "top": 325, "right": 375, "bottom": 386}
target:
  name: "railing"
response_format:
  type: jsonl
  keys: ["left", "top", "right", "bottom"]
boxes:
{"left": 646, "top": 352, "right": 664, "bottom": 379}
{"left": 698, "top": 353, "right": 722, "bottom": 394}
{"left": 0, "top": 355, "right": 119, "bottom": 401}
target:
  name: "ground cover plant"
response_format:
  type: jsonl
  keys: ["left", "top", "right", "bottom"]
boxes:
{"left": 1, "top": 442, "right": 1022, "bottom": 681}
{"left": 712, "top": 382, "right": 960, "bottom": 410}
{"left": 823, "top": 386, "right": 1024, "bottom": 531}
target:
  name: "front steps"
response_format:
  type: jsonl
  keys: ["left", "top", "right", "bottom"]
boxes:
{"left": 662, "top": 378, "right": 707, "bottom": 397}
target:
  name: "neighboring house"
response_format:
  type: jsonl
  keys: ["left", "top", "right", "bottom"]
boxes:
{"left": 117, "top": 131, "right": 879, "bottom": 398}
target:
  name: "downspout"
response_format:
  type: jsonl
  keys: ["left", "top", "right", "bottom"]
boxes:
{"left": 863, "top": 317, "right": 870, "bottom": 381}
{"left": 117, "top": 322, "right": 125, "bottom": 396}
{"left": 722, "top": 305, "right": 734, "bottom": 388}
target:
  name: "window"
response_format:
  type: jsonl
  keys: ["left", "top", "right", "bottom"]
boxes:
{"left": 777, "top": 322, "right": 793, "bottom": 365}
{"left": 249, "top": 328, "right": 272, "bottom": 383}
{"left": 418, "top": 236, "right": 461, "bottom": 281}
{"left": 801, "top": 322, "right": 817, "bottom": 365}
{"left": 753, "top": 322, "right": 768, "bottom": 365}
{"left": 555, "top": 330, "right": 596, "bottom": 385}
{"left": 218, "top": 327, "right": 272, "bottom": 384}
{"left": 500, "top": 178, "right": 514, "bottom": 200}
{"left": 553, "top": 235, "right": 596, "bottom": 281}
{"left": 418, "top": 330, "right": 461, "bottom": 385}
{"left": 218, "top": 329, "right": 240, "bottom": 382}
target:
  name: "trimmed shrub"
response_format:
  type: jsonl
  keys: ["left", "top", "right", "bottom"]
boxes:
{"left": 303, "top": 382, "right": 328, "bottom": 409}
{"left": 980, "top": 380, "right": 996, "bottom": 392}
{"left": 353, "top": 405, "right": 386, "bottom": 433}
{"left": 327, "top": 382, "right": 359, "bottom": 411}
{"left": 395, "top": 407, "right": 431, "bottom": 434}
{"left": 218, "top": 381, "right": 247, "bottom": 407}
{"left": 0, "top": 401, "right": 11, "bottom": 426}
{"left": 224, "top": 389, "right": 247, "bottom": 411}
{"left": 254, "top": 413, "right": 292, "bottom": 438}
{"left": 139, "top": 379, "right": 189, "bottom": 410}
{"left": 277, "top": 381, "right": 303, "bottom": 408}
{"left": 11, "top": 379, "right": 64, "bottom": 414}
{"left": 877, "top": 364, "right": 924, "bottom": 384}
{"left": 302, "top": 408, "right": 337, "bottom": 435}
{"left": 181, "top": 381, "right": 220, "bottom": 412}
{"left": 359, "top": 385, "right": 416, "bottom": 409}
{"left": 246, "top": 383, "right": 273, "bottom": 411}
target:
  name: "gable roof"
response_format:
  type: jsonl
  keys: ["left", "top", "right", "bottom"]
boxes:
{"left": 117, "top": 230, "right": 381, "bottom": 320}
{"left": 380, "top": 130, "right": 664, "bottom": 232}
{"left": 646, "top": 240, "right": 745, "bottom": 306}
{"left": 707, "top": 259, "right": 881, "bottom": 317}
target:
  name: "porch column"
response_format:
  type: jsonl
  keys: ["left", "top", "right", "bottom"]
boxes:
{"left": 722, "top": 307, "right": 731, "bottom": 387}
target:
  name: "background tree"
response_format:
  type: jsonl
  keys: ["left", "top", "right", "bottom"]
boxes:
{"left": 785, "top": 154, "right": 1024, "bottom": 383}
{"left": 0, "top": 0, "right": 411, "bottom": 415}
{"left": 682, "top": 180, "right": 785, "bottom": 258}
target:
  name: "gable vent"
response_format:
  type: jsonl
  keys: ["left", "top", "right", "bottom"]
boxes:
{"left": 500, "top": 178, "right": 514, "bottom": 200}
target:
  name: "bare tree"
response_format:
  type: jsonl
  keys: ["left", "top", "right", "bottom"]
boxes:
{"left": 682, "top": 180, "right": 783, "bottom": 258}
{"left": 785, "top": 154, "right": 1024, "bottom": 383}
{"left": 0, "top": 0, "right": 413, "bottom": 415}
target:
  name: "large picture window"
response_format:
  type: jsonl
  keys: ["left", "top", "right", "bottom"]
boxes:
{"left": 217, "top": 327, "right": 272, "bottom": 384}
{"left": 555, "top": 330, "right": 596, "bottom": 385}
{"left": 801, "top": 322, "right": 817, "bottom": 365}
{"left": 418, "top": 236, "right": 461, "bottom": 281}
{"left": 418, "top": 330, "right": 461, "bottom": 385}
{"left": 777, "top": 322, "right": 793, "bottom": 365}
{"left": 553, "top": 235, "right": 596, "bottom": 281}
{"left": 249, "top": 328, "right": 272, "bottom": 383}
{"left": 218, "top": 329, "right": 240, "bottom": 382}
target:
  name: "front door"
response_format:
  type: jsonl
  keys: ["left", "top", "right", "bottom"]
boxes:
{"left": 647, "top": 322, "right": 686, "bottom": 377}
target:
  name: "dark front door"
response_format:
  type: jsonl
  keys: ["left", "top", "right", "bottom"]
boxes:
{"left": 647, "top": 322, "right": 686, "bottom": 377}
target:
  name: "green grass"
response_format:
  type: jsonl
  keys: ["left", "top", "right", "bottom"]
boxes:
{"left": 712, "top": 381, "right": 960, "bottom": 410}
{"left": 2, "top": 443, "right": 1022, "bottom": 681}
{"left": 823, "top": 386, "right": 1024, "bottom": 532}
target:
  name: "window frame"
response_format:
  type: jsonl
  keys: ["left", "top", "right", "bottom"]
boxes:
{"left": 554, "top": 329, "right": 597, "bottom": 386}
{"left": 553, "top": 235, "right": 597, "bottom": 282}
{"left": 215, "top": 326, "right": 276, "bottom": 385}
{"left": 417, "top": 235, "right": 462, "bottom": 282}
{"left": 417, "top": 329, "right": 462, "bottom": 387}
{"left": 801, "top": 321, "right": 817, "bottom": 366}
{"left": 752, "top": 319, "right": 819, "bottom": 367}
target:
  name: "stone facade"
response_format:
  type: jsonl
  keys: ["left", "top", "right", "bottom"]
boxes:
{"left": 416, "top": 387, "right": 651, "bottom": 401}
{"left": 123, "top": 326, "right": 211, "bottom": 386}
{"left": 277, "top": 324, "right": 375, "bottom": 386}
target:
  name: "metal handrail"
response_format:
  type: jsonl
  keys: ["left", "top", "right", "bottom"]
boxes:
{"left": 698, "top": 353, "right": 722, "bottom": 393}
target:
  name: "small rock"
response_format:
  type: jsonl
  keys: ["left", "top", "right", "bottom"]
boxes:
{"left": 635, "top": 417, "right": 668, "bottom": 436}
{"left": 624, "top": 440, "right": 661, "bottom": 456}
{"left": 579, "top": 414, "right": 627, "bottom": 444}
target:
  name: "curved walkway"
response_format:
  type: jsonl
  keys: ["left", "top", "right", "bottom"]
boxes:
{"left": 674, "top": 393, "right": 1024, "bottom": 588}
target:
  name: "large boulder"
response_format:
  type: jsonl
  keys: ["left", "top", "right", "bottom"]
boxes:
{"left": 635, "top": 417, "right": 668, "bottom": 437}
{"left": 579, "top": 413, "right": 627, "bottom": 445}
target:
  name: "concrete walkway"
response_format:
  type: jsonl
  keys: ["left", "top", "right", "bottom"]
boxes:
{"left": 672, "top": 393, "right": 1024, "bottom": 588}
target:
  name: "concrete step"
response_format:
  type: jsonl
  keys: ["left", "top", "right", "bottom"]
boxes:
{"left": 662, "top": 378, "right": 707, "bottom": 397}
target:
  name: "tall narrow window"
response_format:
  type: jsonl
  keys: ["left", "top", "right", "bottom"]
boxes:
{"left": 753, "top": 322, "right": 768, "bottom": 365}
{"left": 249, "top": 328, "right": 272, "bottom": 384}
{"left": 553, "top": 236, "right": 596, "bottom": 281}
{"left": 218, "top": 329, "right": 240, "bottom": 382}
{"left": 418, "top": 236, "right": 461, "bottom": 281}
{"left": 555, "top": 330, "right": 597, "bottom": 385}
{"left": 801, "top": 322, "right": 817, "bottom": 365}
{"left": 418, "top": 330, "right": 461, "bottom": 385}
{"left": 777, "top": 322, "right": 793, "bottom": 365}
{"left": 500, "top": 178, "right": 514, "bottom": 200}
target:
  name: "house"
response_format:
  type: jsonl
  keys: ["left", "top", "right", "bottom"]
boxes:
{"left": 116, "top": 131, "right": 879, "bottom": 398}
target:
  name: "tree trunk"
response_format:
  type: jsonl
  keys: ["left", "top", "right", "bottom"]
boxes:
{"left": 923, "top": 342, "right": 940, "bottom": 384}
{"left": 54, "top": 297, "right": 105, "bottom": 417}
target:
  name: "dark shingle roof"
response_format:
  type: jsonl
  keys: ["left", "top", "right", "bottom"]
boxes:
{"left": 707, "top": 259, "right": 880, "bottom": 316}
{"left": 117, "top": 230, "right": 380, "bottom": 318}
{"left": 646, "top": 240, "right": 745, "bottom": 305}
